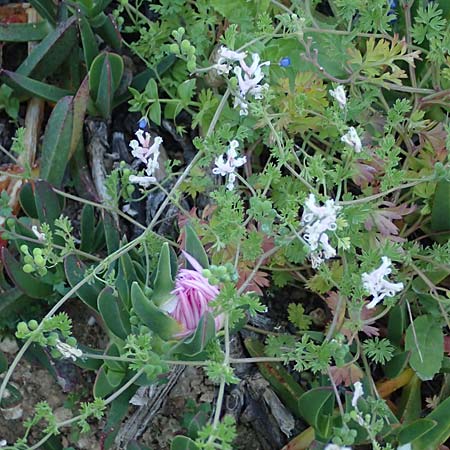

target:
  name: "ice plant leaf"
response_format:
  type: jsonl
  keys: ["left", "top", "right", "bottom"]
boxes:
{"left": 0, "top": 21, "right": 50, "bottom": 42}
{"left": 398, "top": 419, "right": 436, "bottom": 445}
{"left": 298, "top": 387, "right": 334, "bottom": 437}
{"left": 152, "top": 243, "right": 175, "bottom": 307}
{"left": 131, "top": 282, "right": 181, "bottom": 340}
{"left": 405, "top": 315, "right": 444, "bottom": 380}
{"left": 170, "top": 312, "right": 216, "bottom": 357}
{"left": 0, "top": 69, "right": 73, "bottom": 102}
{"left": 64, "top": 255, "right": 101, "bottom": 311}
{"left": 97, "top": 287, "right": 131, "bottom": 340}
{"left": 413, "top": 396, "right": 450, "bottom": 450}
{"left": 16, "top": 16, "right": 77, "bottom": 79}
{"left": 79, "top": 17, "right": 99, "bottom": 69}
{"left": 185, "top": 224, "right": 209, "bottom": 269}
{"left": 39, "top": 96, "right": 74, "bottom": 186}
{"left": 89, "top": 52, "right": 124, "bottom": 118}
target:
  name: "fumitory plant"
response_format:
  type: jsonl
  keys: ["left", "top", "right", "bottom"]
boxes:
{"left": 1, "top": 0, "right": 450, "bottom": 449}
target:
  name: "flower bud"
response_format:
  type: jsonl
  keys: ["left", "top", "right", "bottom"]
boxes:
{"left": 23, "top": 264, "right": 34, "bottom": 273}
{"left": 180, "top": 40, "right": 191, "bottom": 53}
{"left": 17, "top": 322, "right": 29, "bottom": 335}
{"left": 32, "top": 248, "right": 42, "bottom": 257}
{"left": 35, "top": 255, "right": 45, "bottom": 267}
{"left": 20, "top": 245, "right": 28, "bottom": 253}
{"left": 169, "top": 43, "right": 180, "bottom": 54}
{"left": 28, "top": 320, "right": 38, "bottom": 330}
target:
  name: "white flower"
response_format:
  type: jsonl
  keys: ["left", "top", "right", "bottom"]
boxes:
{"left": 329, "top": 85, "right": 347, "bottom": 109}
{"left": 341, "top": 127, "right": 362, "bottom": 153}
{"left": 351, "top": 381, "right": 364, "bottom": 408}
{"left": 122, "top": 203, "right": 138, "bottom": 217}
{"left": 212, "top": 140, "right": 246, "bottom": 190}
{"left": 324, "top": 445, "right": 352, "bottom": 450}
{"left": 55, "top": 339, "right": 82, "bottom": 361}
{"left": 362, "top": 256, "right": 404, "bottom": 309}
{"left": 0, "top": 440, "right": 7, "bottom": 448}
{"left": 129, "top": 175, "right": 156, "bottom": 188}
{"left": 216, "top": 46, "right": 247, "bottom": 74}
{"left": 31, "top": 225, "right": 46, "bottom": 241}
{"left": 301, "top": 194, "right": 341, "bottom": 268}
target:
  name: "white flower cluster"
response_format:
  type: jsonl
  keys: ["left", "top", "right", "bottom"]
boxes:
{"left": 213, "top": 140, "right": 247, "bottom": 190}
{"left": 301, "top": 194, "right": 341, "bottom": 268}
{"left": 129, "top": 130, "right": 163, "bottom": 188}
{"left": 329, "top": 85, "right": 363, "bottom": 153}
{"left": 362, "top": 256, "right": 404, "bottom": 309}
{"left": 216, "top": 46, "right": 270, "bottom": 116}
{"left": 325, "top": 444, "right": 351, "bottom": 450}
{"left": 55, "top": 339, "right": 82, "bottom": 361}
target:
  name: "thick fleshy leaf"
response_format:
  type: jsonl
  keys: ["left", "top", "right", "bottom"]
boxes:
{"left": 0, "top": 21, "right": 50, "bottom": 42}
{"left": 398, "top": 419, "right": 436, "bottom": 445}
{"left": 414, "top": 396, "right": 450, "bottom": 449}
{"left": 80, "top": 204, "right": 95, "bottom": 252}
{"left": 19, "top": 182, "right": 38, "bottom": 218}
{"left": 298, "top": 387, "right": 334, "bottom": 438}
{"left": 64, "top": 255, "right": 101, "bottom": 311}
{"left": 398, "top": 374, "right": 421, "bottom": 423}
{"left": 28, "top": 0, "right": 57, "bottom": 25}
{"left": 90, "top": 13, "right": 121, "bottom": 49}
{"left": 89, "top": 52, "right": 124, "bottom": 118}
{"left": 152, "top": 243, "right": 175, "bottom": 307}
{"left": 131, "top": 282, "right": 181, "bottom": 340}
{"left": 2, "top": 248, "right": 53, "bottom": 299}
{"left": 170, "top": 312, "right": 215, "bottom": 357}
{"left": 79, "top": 17, "right": 99, "bottom": 69}
{"left": 39, "top": 96, "right": 74, "bottom": 186}
{"left": 34, "top": 181, "right": 63, "bottom": 230}
{"left": 405, "top": 315, "right": 444, "bottom": 380}
{"left": 94, "top": 365, "right": 118, "bottom": 398}
{"left": 70, "top": 75, "right": 90, "bottom": 158}
{"left": 0, "top": 69, "right": 73, "bottom": 102}
{"left": 185, "top": 224, "right": 209, "bottom": 269}
{"left": 16, "top": 16, "right": 77, "bottom": 79}
{"left": 98, "top": 287, "right": 131, "bottom": 340}
{"left": 431, "top": 181, "right": 450, "bottom": 234}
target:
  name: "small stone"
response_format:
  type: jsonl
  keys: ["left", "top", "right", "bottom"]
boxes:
{"left": 0, "top": 337, "right": 18, "bottom": 354}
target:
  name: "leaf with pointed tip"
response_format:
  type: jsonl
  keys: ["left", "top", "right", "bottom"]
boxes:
{"left": 2, "top": 248, "right": 53, "bottom": 299}
{"left": 0, "top": 69, "right": 73, "bottom": 102}
{"left": 89, "top": 52, "right": 124, "bottom": 118}
{"left": 70, "top": 76, "right": 90, "bottom": 158}
{"left": 34, "top": 181, "right": 63, "bottom": 230}
{"left": 0, "top": 21, "right": 51, "bottom": 42}
{"left": 28, "top": 0, "right": 57, "bottom": 25}
{"left": 185, "top": 224, "right": 209, "bottom": 269}
{"left": 64, "top": 255, "right": 101, "bottom": 311}
{"left": 91, "top": 13, "right": 121, "bottom": 49}
{"left": 152, "top": 243, "right": 176, "bottom": 307}
{"left": 170, "top": 312, "right": 215, "bottom": 357}
{"left": 131, "top": 282, "right": 180, "bottom": 340}
{"left": 19, "top": 182, "right": 38, "bottom": 219}
{"left": 39, "top": 96, "right": 74, "bottom": 186}
{"left": 79, "top": 17, "right": 99, "bottom": 69}
{"left": 298, "top": 387, "right": 334, "bottom": 438}
{"left": 16, "top": 17, "right": 77, "bottom": 79}
{"left": 98, "top": 287, "right": 131, "bottom": 340}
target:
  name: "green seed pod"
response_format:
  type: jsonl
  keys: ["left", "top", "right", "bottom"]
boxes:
{"left": 202, "top": 269, "right": 212, "bottom": 278}
{"left": 23, "top": 264, "right": 34, "bottom": 273}
{"left": 28, "top": 320, "right": 39, "bottom": 330}
{"left": 66, "top": 337, "right": 77, "bottom": 347}
{"left": 24, "top": 255, "right": 33, "bottom": 264}
{"left": 47, "top": 333, "right": 58, "bottom": 346}
{"left": 17, "top": 322, "right": 29, "bottom": 335}
{"left": 169, "top": 43, "right": 180, "bottom": 55}
{"left": 180, "top": 39, "right": 191, "bottom": 53}
{"left": 123, "top": 168, "right": 131, "bottom": 177}
{"left": 186, "top": 59, "right": 196, "bottom": 73}
{"left": 34, "top": 255, "right": 45, "bottom": 267}
{"left": 218, "top": 266, "right": 227, "bottom": 275}
{"left": 32, "top": 247, "right": 43, "bottom": 257}
{"left": 20, "top": 244, "right": 28, "bottom": 253}
{"left": 209, "top": 276, "right": 219, "bottom": 285}
{"left": 126, "top": 185, "right": 135, "bottom": 196}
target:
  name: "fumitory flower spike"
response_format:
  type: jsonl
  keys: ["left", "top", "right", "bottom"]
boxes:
{"left": 213, "top": 140, "right": 247, "bottom": 190}
{"left": 362, "top": 257, "right": 404, "bottom": 309}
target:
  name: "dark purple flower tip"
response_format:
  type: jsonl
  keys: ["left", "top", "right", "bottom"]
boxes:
{"left": 279, "top": 57, "right": 291, "bottom": 68}
{"left": 138, "top": 117, "right": 148, "bottom": 129}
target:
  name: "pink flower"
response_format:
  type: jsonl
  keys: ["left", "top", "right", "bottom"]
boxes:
{"left": 161, "top": 252, "right": 222, "bottom": 337}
